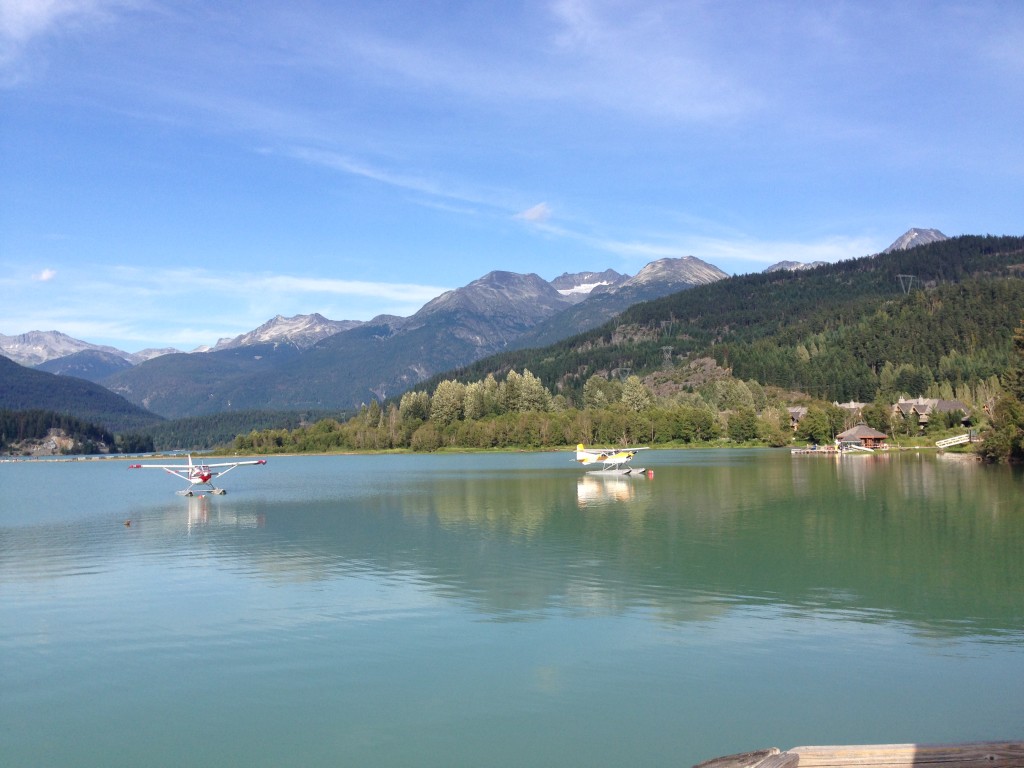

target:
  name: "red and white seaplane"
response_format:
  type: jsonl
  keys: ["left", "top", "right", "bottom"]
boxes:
{"left": 129, "top": 455, "right": 266, "bottom": 496}
{"left": 573, "top": 444, "right": 649, "bottom": 475}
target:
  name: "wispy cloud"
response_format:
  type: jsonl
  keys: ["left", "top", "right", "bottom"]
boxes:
{"left": 515, "top": 202, "right": 552, "bottom": 223}
{"left": 96, "top": 266, "right": 450, "bottom": 305}
{"left": 545, "top": 0, "right": 760, "bottom": 122}
{"left": 506, "top": 212, "right": 879, "bottom": 273}
{"left": 0, "top": 0, "right": 137, "bottom": 81}
{"left": 286, "top": 146, "right": 516, "bottom": 214}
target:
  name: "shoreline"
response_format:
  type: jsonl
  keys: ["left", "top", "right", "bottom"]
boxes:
{"left": 1, "top": 441, "right": 979, "bottom": 463}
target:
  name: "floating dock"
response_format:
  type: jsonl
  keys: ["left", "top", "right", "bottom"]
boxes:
{"left": 694, "top": 742, "right": 1024, "bottom": 768}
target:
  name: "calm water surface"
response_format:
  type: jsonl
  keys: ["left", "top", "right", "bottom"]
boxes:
{"left": 1, "top": 449, "right": 1022, "bottom": 767}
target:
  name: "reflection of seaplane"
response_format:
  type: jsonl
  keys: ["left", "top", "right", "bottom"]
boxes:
{"left": 574, "top": 444, "right": 650, "bottom": 475}
{"left": 577, "top": 474, "right": 637, "bottom": 506}
{"left": 129, "top": 455, "right": 266, "bottom": 495}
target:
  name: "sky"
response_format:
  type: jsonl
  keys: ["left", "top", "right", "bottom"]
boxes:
{"left": 1, "top": 0, "right": 1022, "bottom": 352}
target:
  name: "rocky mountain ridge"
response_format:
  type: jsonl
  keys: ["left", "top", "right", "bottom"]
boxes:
{"left": 94, "top": 255, "right": 727, "bottom": 416}
{"left": 0, "top": 330, "right": 176, "bottom": 368}
{"left": 2, "top": 233, "right": 937, "bottom": 368}
{"left": 0, "top": 268, "right": 633, "bottom": 367}
{"left": 549, "top": 269, "right": 629, "bottom": 302}
{"left": 210, "top": 313, "right": 362, "bottom": 351}
{"left": 764, "top": 260, "right": 829, "bottom": 272}
{"left": 1, "top": 230, "right": 947, "bottom": 415}
{"left": 883, "top": 227, "right": 948, "bottom": 253}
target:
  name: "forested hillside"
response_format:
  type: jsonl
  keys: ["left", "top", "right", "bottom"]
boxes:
{"left": 146, "top": 409, "right": 350, "bottom": 450}
{"left": 434, "top": 235, "right": 1024, "bottom": 405}
{"left": 0, "top": 355, "right": 163, "bottom": 433}
{"left": 0, "top": 409, "right": 118, "bottom": 454}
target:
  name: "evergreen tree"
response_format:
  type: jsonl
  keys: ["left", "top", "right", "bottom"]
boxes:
{"left": 621, "top": 375, "right": 652, "bottom": 412}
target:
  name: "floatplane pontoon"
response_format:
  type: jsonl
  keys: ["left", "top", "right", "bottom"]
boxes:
{"left": 574, "top": 444, "right": 650, "bottom": 475}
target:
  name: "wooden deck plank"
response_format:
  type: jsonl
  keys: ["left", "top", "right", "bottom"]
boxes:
{"left": 693, "top": 748, "right": 781, "bottom": 768}
{"left": 694, "top": 742, "right": 1024, "bottom": 768}
{"left": 790, "top": 741, "right": 1024, "bottom": 768}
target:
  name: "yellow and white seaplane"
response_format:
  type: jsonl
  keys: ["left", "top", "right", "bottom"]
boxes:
{"left": 129, "top": 454, "right": 266, "bottom": 496}
{"left": 573, "top": 444, "right": 649, "bottom": 475}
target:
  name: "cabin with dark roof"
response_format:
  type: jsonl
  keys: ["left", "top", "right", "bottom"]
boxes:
{"left": 836, "top": 424, "right": 889, "bottom": 449}
{"left": 892, "top": 397, "right": 971, "bottom": 429}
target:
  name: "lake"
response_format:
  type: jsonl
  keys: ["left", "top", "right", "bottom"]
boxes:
{"left": 1, "top": 449, "right": 1022, "bottom": 767}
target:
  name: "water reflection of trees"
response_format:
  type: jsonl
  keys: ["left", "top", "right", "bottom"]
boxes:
{"left": 12, "top": 453, "right": 1017, "bottom": 639}
{"left": 210, "top": 454, "right": 1023, "bottom": 638}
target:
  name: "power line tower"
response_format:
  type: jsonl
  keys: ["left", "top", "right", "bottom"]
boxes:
{"left": 661, "top": 346, "right": 674, "bottom": 368}
{"left": 897, "top": 274, "right": 917, "bottom": 294}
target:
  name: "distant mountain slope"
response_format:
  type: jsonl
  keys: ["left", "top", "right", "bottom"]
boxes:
{"left": 883, "top": 227, "right": 948, "bottom": 252}
{"left": 513, "top": 255, "right": 728, "bottom": 349}
{"left": 35, "top": 349, "right": 134, "bottom": 382}
{"left": 0, "top": 355, "right": 163, "bottom": 432}
{"left": 764, "top": 260, "right": 829, "bottom": 272}
{"left": 550, "top": 269, "right": 629, "bottom": 303}
{"left": 0, "top": 330, "right": 130, "bottom": 367}
{"left": 101, "top": 271, "right": 579, "bottom": 415}
{"left": 0, "top": 330, "right": 182, "bottom": 367}
{"left": 211, "top": 313, "right": 361, "bottom": 351}
{"left": 103, "top": 342, "right": 303, "bottom": 417}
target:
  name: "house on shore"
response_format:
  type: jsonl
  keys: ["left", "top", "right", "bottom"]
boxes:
{"left": 786, "top": 406, "right": 808, "bottom": 431}
{"left": 892, "top": 397, "right": 971, "bottom": 429}
{"left": 837, "top": 424, "right": 889, "bottom": 450}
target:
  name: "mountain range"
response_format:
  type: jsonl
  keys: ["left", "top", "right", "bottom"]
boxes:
{"left": 1, "top": 256, "right": 727, "bottom": 420}
{"left": 0, "top": 228, "right": 963, "bottom": 425}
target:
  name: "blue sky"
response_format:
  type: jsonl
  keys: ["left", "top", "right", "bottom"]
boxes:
{"left": 1, "top": 1, "right": 1022, "bottom": 352}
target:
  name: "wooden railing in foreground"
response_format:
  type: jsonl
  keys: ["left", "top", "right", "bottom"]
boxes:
{"left": 694, "top": 742, "right": 1024, "bottom": 768}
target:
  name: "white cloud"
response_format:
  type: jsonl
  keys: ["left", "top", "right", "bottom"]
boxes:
{"left": 515, "top": 202, "right": 552, "bottom": 223}
{"left": 33, "top": 267, "right": 57, "bottom": 281}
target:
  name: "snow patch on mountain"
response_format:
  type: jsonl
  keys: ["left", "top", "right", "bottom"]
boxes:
{"left": 549, "top": 269, "right": 629, "bottom": 303}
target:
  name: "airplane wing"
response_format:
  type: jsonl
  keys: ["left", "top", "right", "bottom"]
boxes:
{"left": 129, "top": 459, "right": 267, "bottom": 469}
{"left": 202, "top": 459, "right": 267, "bottom": 467}
{"left": 574, "top": 444, "right": 647, "bottom": 464}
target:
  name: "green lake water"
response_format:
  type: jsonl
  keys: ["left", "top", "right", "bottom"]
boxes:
{"left": 1, "top": 449, "right": 1022, "bottom": 767}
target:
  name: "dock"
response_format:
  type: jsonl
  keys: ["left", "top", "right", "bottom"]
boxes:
{"left": 694, "top": 742, "right": 1024, "bottom": 768}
